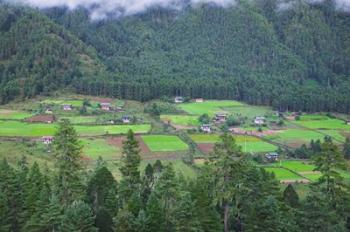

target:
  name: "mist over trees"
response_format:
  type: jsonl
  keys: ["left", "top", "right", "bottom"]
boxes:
{"left": 0, "top": 0, "right": 350, "bottom": 112}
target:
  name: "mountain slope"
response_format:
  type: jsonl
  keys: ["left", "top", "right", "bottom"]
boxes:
{"left": 0, "top": 4, "right": 107, "bottom": 103}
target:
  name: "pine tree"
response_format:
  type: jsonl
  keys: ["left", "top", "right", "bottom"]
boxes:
{"left": 61, "top": 200, "right": 97, "bottom": 232}
{"left": 0, "top": 192, "right": 11, "bottom": 231}
{"left": 40, "top": 195, "right": 63, "bottom": 232}
{"left": 283, "top": 184, "right": 299, "bottom": 208}
{"left": 53, "top": 119, "right": 84, "bottom": 206}
{"left": 95, "top": 207, "right": 114, "bottom": 232}
{"left": 145, "top": 193, "right": 166, "bottom": 232}
{"left": 174, "top": 192, "right": 201, "bottom": 232}
{"left": 119, "top": 129, "right": 141, "bottom": 204}
{"left": 87, "top": 166, "right": 117, "bottom": 211}
{"left": 343, "top": 137, "right": 350, "bottom": 160}
{"left": 209, "top": 133, "right": 246, "bottom": 232}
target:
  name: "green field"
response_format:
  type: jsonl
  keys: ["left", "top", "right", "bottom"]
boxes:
{"left": 222, "top": 105, "right": 272, "bottom": 119}
{"left": 273, "top": 160, "right": 316, "bottom": 172}
{"left": 59, "top": 116, "right": 97, "bottom": 124}
{"left": 266, "top": 129, "right": 328, "bottom": 145}
{"left": 0, "top": 109, "right": 32, "bottom": 120}
{"left": 296, "top": 116, "right": 350, "bottom": 130}
{"left": 179, "top": 100, "right": 243, "bottom": 116}
{"left": 160, "top": 115, "right": 199, "bottom": 126}
{"left": 265, "top": 167, "right": 303, "bottom": 180}
{"left": 190, "top": 134, "right": 277, "bottom": 153}
{"left": 142, "top": 135, "right": 189, "bottom": 152}
{"left": 0, "top": 121, "right": 151, "bottom": 137}
{"left": 41, "top": 99, "right": 84, "bottom": 107}
{"left": 81, "top": 138, "right": 120, "bottom": 160}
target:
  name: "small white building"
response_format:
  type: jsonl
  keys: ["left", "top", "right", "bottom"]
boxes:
{"left": 62, "top": 104, "right": 72, "bottom": 111}
{"left": 42, "top": 136, "right": 54, "bottom": 145}
{"left": 100, "top": 102, "right": 111, "bottom": 111}
{"left": 122, "top": 116, "right": 131, "bottom": 124}
{"left": 201, "top": 124, "right": 211, "bottom": 133}
{"left": 254, "top": 116, "right": 266, "bottom": 126}
{"left": 265, "top": 152, "right": 279, "bottom": 162}
{"left": 45, "top": 109, "right": 53, "bottom": 114}
{"left": 195, "top": 98, "right": 204, "bottom": 103}
{"left": 174, "top": 96, "right": 184, "bottom": 103}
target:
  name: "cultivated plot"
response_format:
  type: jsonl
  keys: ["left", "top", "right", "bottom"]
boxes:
{"left": 160, "top": 115, "right": 200, "bottom": 126}
{"left": 141, "top": 135, "right": 189, "bottom": 152}
{"left": 0, "top": 109, "right": 32, "bottom": 120}
{"left": 179, "top": 100, "right": 243, "bottom": 116}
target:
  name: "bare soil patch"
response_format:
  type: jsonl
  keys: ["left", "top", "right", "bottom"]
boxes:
{"left": 25, "top": 114, "right": 56, "bottom": 123}
{"left": 107, "top": 136, "right": 150, "bottom": 154}
{"left": 197, "top": 143, "right": 214, "bottom": 154}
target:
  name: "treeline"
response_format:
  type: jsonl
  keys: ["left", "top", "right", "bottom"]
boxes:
{"left": 1, "top": 120, "right": 350, "bottom": 231}
{"left": 1, "top": 1, "right": 350, "bottom": 112}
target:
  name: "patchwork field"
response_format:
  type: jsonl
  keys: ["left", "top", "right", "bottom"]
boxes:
{"left": 264, "top": 167, "right": 304, "bottom": 181}
{"left": 59, "top": 116, "right": 98, "bottom": 124}
{"left": 190, "top": 134, "right": 277, "bottom": 153}
{"left": 41, "top": 99, "right": 85, "bottom": 107}
{"left": 0, "top": 121, "right": 151, "bottom": 137}
{"left": 0, "top": 109, "right": 33, "bottom": 120}
{"left": 160, "top": 115, "right": 199, "bottom": 126}
{"left": 141, "top": 135, "right": 189, "bottom": 152}
{"left": 295, "top": 115, "right": 350, "bottom": 130}
{"left": 179, "top": 100, "right": 243, "bottom": 116}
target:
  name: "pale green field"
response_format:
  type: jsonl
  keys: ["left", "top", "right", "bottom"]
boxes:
{"left": 0, "top": 109, "right": 32, "bottom": 120}
{"left": 81, "top": 138, "right": 120, "bottom": 160}
{"left": 59, "top": 116, "right": 97, "bottom": 124}
{"left": 142, "top": 135, "right": 189, "bottom": 152}
{"left": 190, "top": 134, "right": 277, "bottom": 153}
{"left": 41, "top": 99, "right": 84, "bottom": 107}
{"left": 160, "top": 115, "right": 200, "bottom": 126}
{"left": 222, "top": 105, "right": 272, "bottom": 119}
{"left": 0, "top": 121, "right": 151, "bottom": 137}
{"left": 264, "top": 167, "right": 303, "bottom": 180}
{"left": 179, "top": 100, "right": 243, "bottom": 116}
{"left": 296, "top": 116, "right": 350, "bottom": 130}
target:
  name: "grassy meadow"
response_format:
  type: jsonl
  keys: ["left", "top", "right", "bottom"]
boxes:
{"left": 160, "top": 115, "right": 200, "bottom": 126}
{"left": 81, "top": 138, "right": 120, "bottom": 160}
{"left": 0, "top": 109, "right": 33, "bottom": 120}
{"left": 179, "top": 100, "right": 243, "bottom": 116}
{"left": 142, "top": 135, "right": 189, "bottom": 152}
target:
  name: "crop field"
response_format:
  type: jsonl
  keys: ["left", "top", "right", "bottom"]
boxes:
{"left": 0, "top": 121, "right": 151, "bottom": 137}
{"left": 221, "top": 105, "right": 272, "bottom": 119}
{"left": 59, "top": 116, "right": 97, "bottom": 124}
{"left": 41, "top": 99, "right": 85, "bottom": 107}
{"left": 264, "top": 167, "right": 303, "bottom": 180}
{"left": 81, "top": 138, "right": 120, "bottom": 160}
{"left": 179, "top": 100, "right": 243, "bottom": 116}
{"left": 141, "top": 135, "right": 189, "bottom": 152}
{"left": 160, "top": 115, "right": 199, "bottom": 126}
{"left": 190, "top": 134, "right": 277, "bottom": 153}
{"left": 295, "top": 115, "right": 350, "bottom": 130}
{"left": 0, "top": 109, "right": 32, "bottom": 120}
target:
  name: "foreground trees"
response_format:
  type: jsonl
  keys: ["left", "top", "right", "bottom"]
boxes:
{"left": 0, "top": 124, "right": 349, "bottom": 231}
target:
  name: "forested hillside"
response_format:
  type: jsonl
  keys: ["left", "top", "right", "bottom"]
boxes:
{"left": 1, "top": 0, "right": 350, "bottom": 112}
{"left": 0, "top": 4, "right": 108, "bottom": 103}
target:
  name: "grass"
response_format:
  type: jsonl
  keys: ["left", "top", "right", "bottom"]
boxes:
{"left": 0, "top": 121, "right": 151, "bottom": 137}
{"left": 160, "top": 115, "right": 199, "bottom": 126}
{"left": 59, "top": 116, "right": 97, "bottom": 124}
{"left": 179, "top": 100, "right": 243, "bottom": 116}
{"left": 266, "top": 129, "right": 328, "bottom": 146}
{"left": 222, "top": 105, "right": 272, "bottom": 119}
{"left": 141, "top": 135, "right": 189, "bottom": 152}
{"left": 0, "top": 109, "right": 32, "bottom": 120}
{"left": 81, "top": 138, "right": 120, "bottom": 160}
{"left": 296, "top": 115, "right": 350, "bottom": 130}
{"left": 273, "top": 160, "right": 316, "bottom": 172}
{"left": 141, "top": 160, "right": 196, "bottom": 178}
{"left": 264, "top": 167, "right": 303, "bottom": 180}
{"left": 41, "top": 99, "right": 84, "bottom": 107}
{"left": 190, "top": 134, "right": 277, "bottom": 153}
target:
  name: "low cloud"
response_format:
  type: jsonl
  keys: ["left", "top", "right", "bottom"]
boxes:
{"left": 8, "top": 0, "right": 237, "bottom": 19}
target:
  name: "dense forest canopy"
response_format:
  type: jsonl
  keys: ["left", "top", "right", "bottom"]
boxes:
{"left": 0, "top": 0, "right": 350, "bottom": 112}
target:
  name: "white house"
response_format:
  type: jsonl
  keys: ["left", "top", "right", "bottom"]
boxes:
{"left": 174, "top": 96, "right": 184, "bottom": 103}
{"left": 201, "top": 124, "right": 211, "bottom": 133}
{"left": 122, "top": 116, "right": 131, "bottom": 123}
{"left": 254, "top": 116, "right": 266, "bottom": 126}
{"left": 62, "top": 104, "right": 72, "bottom": 111}
{"left": 195, "top": 98, "right": 204, "bottom": 103}
{"left": 42, "top": 136, "right": 54, "bottom": 145}
{"left": 265, "top": 152, "right": 279, "bottom": 162}
{"left": 100, "top": 102, "right": 111, "bottom": 111}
